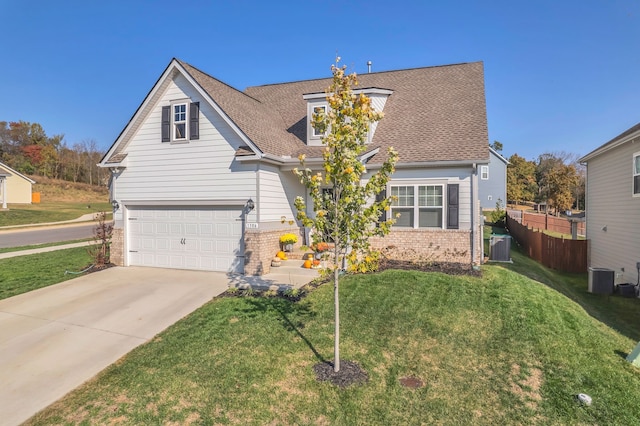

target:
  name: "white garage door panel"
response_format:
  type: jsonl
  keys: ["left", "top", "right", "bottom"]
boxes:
{"left": 127, "top": 206, "right": 243, "bottom": 273}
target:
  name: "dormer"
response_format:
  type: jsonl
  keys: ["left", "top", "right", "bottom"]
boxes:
{"left": 302, "top": 87, "right": 393, "bottom": 146}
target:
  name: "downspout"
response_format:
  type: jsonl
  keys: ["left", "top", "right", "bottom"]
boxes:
{"left": 471, "top": 163, "right": 478, "bottom": 268}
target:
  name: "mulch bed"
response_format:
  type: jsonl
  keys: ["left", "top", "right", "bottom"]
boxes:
{"left": 313, "top": 360, "right": 369, "bottom": 388}
{"left": 379, "top": 258, "right": 481, "bottom": 277}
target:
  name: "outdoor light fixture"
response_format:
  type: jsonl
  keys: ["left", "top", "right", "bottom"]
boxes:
{"left": 246, "top": 198, "right": 255, "bottom": 212}
{"left": 111, "top": 200, "right": 119, "bottom": 211}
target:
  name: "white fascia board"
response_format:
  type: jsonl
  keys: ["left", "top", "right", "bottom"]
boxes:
{"left": 0, "top": 161, "right": 35, "bottom": 183}
{"left": 579, "top": 130, "right": 640, "bottom": 163}
{"left": 489, "top": 146, "right": 509, "bottom": 164}
{"left": 175, "top": 62, "right": 263, "bottom": 157}
{"left": 122, "top": 199, "right": 247, "bottom": 207}
{"left": 100, "top": 61, "right": 180, "bottom": 165}
{"left": 366, "top": 159, "right": 483, "bottom": 170}
{"left": 359, "top": 148, "right": 380, "bottom": 164}
{"left": 303, "top": 88, "right": 394, "bottom": 100}
{"left": 101, "top": 60, "right": 263, "bottom": 166}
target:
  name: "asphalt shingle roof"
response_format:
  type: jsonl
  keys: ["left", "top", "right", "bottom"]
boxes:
{"left": 107, "top": 60, "right": 489, "bottom": 165}
{"left": 244, "top": 62, "right": 490, "bottom": 164}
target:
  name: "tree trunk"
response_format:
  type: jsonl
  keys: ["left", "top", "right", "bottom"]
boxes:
{"left": 334, "top": 263, "right": 340, "bottom": 372}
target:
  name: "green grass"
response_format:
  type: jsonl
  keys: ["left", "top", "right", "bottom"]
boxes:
{"left": 0, "top": 247, "right": 93, "bottom": 300}
{"left": 0, "top": 239, "right": 90, "bottom": 254}
{"left": 486, "top": 225, "right": 640, "bottom": 342}
{"left": 26, "top": 266, "right": 640, "bottom": 425}
{"left": 0, "top": 202, "right": 111, "bottom": 226}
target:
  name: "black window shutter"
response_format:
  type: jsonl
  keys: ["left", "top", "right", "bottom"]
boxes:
{"left": 161, "top": 106, "right": 170, "bottom": 142}
{"left": 447, "top": 184, "right": 459, "bottom": 229}
{"left": 376, "top": 189, "right": 387, "bottom": 227}
{"left": 189, "top": 102, "right": 200, "bottom": 140}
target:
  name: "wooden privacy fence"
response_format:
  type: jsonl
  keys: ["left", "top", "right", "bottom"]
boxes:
{"left": 506, "top": 214, "right": 588, "bottom": 273}
{"left": 506, "top": 210, "right": 585, "bottom": 236}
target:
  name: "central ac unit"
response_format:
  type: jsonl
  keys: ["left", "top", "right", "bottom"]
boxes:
{"left": 489, "top": 235, "right": 511, "bottom": 262}
{"left": 588, "top": 268, "right": 614, "bottom": 294}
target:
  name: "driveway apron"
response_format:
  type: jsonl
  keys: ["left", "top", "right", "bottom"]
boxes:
{"left": 0, "top": 266, "right": 229, "bottom": 426}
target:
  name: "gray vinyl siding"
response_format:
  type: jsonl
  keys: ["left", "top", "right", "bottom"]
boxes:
{"left": 585, "top": 139, "right": 640, "bottom": 284}
{"left": 258, "top": 164, "right": 304, "bottom": 222}
{"left": 114, "top": 74, "right": 256, "bottom": 205}
{"left": 478, "top": 150, "right": 507, "bottom": 210}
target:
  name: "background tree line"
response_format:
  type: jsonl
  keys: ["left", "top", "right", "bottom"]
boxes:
{"left": 501, "top": 142, "right": 585, "bottom": 215}
{"left": 0, "top": 121, "right": 105, "bottom": 185}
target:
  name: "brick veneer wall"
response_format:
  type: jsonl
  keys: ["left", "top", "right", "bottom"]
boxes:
{"left": 244, "top": 227, "right": 305, "bottom": 275}
{"left": 110, "top": 227, "right": 124, "bottom": 266}
{"left": 370, "top": 229, "right": 478, "bottom": 265}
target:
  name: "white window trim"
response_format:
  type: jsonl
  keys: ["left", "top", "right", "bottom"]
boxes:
{"left": 173, "top": 102, "right": 187, "bottom": 141}
{"left": 633, "top": 151, "right": 640, "bottom": 197}
{"left": 480, "top": 165, "right": 489, "bottom": 180}
{"left": 390, "top": 183, "right": 445, "bottom": 229}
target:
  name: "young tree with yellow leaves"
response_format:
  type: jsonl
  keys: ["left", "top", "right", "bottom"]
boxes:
{"left": 294, "top": 59, "right": 398, "bottom": 373}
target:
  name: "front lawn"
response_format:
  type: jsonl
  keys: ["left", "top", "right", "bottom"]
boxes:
{"left": 27, "top": 266, "right": 640, "bottom": 425}
{"left": 0, "top": 247, "right": 93, "bottom": 300}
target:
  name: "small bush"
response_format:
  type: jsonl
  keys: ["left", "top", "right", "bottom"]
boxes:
{"left": 489, "top": 199, "right": 506, "bottom": 227}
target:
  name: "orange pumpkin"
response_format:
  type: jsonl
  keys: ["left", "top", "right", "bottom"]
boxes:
{"left": 303, "top": 259, "right": 312, "bottom": 268}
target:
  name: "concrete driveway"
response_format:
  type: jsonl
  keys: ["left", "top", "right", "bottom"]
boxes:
{"left": 0, "top": 267, "right": 230, "bottom": 426}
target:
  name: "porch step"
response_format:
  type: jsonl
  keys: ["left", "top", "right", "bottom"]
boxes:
{"left": 271, "top": 259, "right": 321, "bottom": 277}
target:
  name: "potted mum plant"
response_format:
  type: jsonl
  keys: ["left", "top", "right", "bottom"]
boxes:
{"left": 312, "top": 241, "right": 330, "bottom": 260}
{"left": 279, "top": 233, "right": 298, "bottom": 252}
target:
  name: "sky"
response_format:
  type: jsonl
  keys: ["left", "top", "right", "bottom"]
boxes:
{"left": 1, "top": 0, "right": 639, "bottom": 161}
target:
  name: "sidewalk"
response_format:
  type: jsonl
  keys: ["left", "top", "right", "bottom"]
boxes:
{"left": 0, "top": 213, "right": 98, "bottom": 231}
{"left": 0, "top": 241, "right": 94, "bottom": 260}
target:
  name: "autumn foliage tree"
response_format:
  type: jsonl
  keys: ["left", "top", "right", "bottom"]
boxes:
{"left": 294, "top": 59, "right": 398, "bottom": 373}
{"left": 507, "top": 154, "right": 537, "bottom": 204}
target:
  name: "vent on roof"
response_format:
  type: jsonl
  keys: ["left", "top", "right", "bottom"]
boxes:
{"left": 367, "top": 61, "right": 372, "bottom": 73}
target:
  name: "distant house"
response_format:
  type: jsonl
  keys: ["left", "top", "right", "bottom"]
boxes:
{"left": 99, "top": 59, "right": 490, "bottom": 275}
{"left": 579, "top": 122, "right": 640, "bottom": 285}
{"left": 0, "top": 162, "right": 35, "bottom": 208}
{"left": 478, "top": 146, "right": 508, "bottom": 210}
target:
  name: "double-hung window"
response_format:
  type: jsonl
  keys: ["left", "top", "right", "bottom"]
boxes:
{"left": 480, "top": 165, "right": 489, "bottom": 180}
{"left": 634, "top": 152, "right": 640, "bottom": 195}
{"left": 173, "top": 103, "right": 187, "bottom": 140}
{"left": 391, "top": 184, "right": 444, "bottom": 228}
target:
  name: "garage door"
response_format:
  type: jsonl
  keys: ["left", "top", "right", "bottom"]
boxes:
{"left": 127, "top": 206, "right": 243, "bottom": 273}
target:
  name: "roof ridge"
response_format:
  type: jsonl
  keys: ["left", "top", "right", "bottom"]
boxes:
{"left": 247, "top": 61, "right": 482, "bottom": 89}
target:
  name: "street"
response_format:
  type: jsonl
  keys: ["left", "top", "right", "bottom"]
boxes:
{"left": 0, "top": 224, "right": 96, "bottom": 248}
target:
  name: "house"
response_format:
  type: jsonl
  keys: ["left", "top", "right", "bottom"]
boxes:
{"left": 99, "top": 59, "right": 490, "bottom": 275}
{"left": 478, "top": 146, "right": 508, "bottom": 210}
{"left": 0, "top": 161, "right": 35, "bottom": 208}
{"left": 579, "top": 122, "right": 640, "bottom": 285}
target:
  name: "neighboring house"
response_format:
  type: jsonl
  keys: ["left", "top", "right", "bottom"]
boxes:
{"left": 99, "top": 59, "right": 490, "bottom": 275}
{"left": 478, "top": 146, "right": 508, "bottom": 210}
{"left": 0, "top": 161, "right": 35, "bottom": 208}
{"left": 579, "top": 122, "right": 640, "bottom": 285}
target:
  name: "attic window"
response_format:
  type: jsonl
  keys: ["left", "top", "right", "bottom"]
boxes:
{"left": 161, "top": 102, "right": 200, "bottom": 143}
{"left": 174, "top": 104, "right": 187, "bottom": 140}
{"left": 634, "top": 152, "right": 640, "bottom": 195}
{"left": 312, "top": 105, "right": 327, "bottom": 137}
